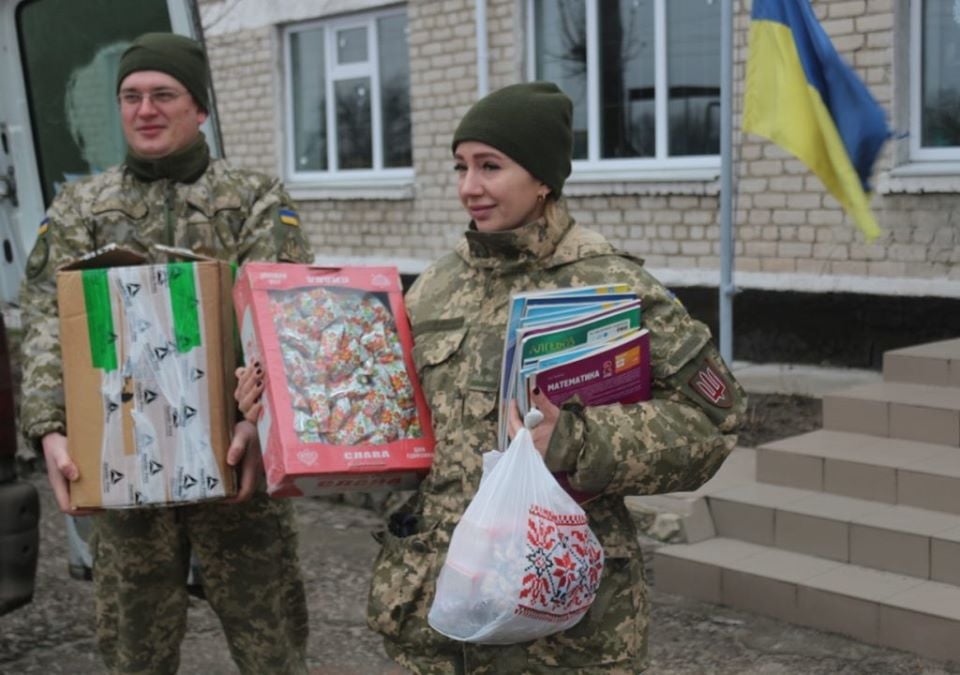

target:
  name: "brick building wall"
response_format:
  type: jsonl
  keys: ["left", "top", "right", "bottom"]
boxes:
{"left": 205, "top": 27, "right": 277, "bottom": 174}
{"left": 198, "top": 0, "right": 960, "bottom": 294}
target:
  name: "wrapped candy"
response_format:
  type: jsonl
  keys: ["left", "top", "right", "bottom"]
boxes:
{"left": 267, "top": 286, "right": 421, "bottom": 446}
{"left": 234, "top": 264, "right": 435, "bottom": 497}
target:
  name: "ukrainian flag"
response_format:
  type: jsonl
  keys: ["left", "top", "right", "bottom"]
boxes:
{"left": 743, "top": 0, "right": 890, "bottom": 242}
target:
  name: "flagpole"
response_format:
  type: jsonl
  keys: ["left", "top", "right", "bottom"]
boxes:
{"left": 719, "top": 0, "right": 735, "bottom": 364}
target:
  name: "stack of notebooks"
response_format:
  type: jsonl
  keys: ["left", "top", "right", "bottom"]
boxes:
{"left": 497, "top": 285, "right": 652, "bottom": 454}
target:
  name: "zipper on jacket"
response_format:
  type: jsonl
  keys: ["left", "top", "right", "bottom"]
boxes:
{"left": 164, "top": 180, "right": 176, "bottom": 246}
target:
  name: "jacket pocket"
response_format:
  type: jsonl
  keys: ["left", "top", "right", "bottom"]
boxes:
{"left": 89, "top": 198, "right": 150, "bottom": 253}
{"left": 412, "top": 325, "right": 466, "bottom": 376}
{"left": 462, "top": 325, "right": 502, "bottom": 425}
{"left": 366, "top": 524, "right": 442, "bottom": 640}
{"left": 184, "top": 198, "right": 244, "bottom": 256}
{"left": 412, "top": 326, "right": 467, "bottom": 433}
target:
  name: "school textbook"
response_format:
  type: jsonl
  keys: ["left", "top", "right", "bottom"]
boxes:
{"left": 497, "top": 285, "right": 652, "bottom": 453}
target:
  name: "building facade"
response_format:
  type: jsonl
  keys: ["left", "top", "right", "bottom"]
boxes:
{"left": 198, "top": 0, "right": 960, "bottom": 364}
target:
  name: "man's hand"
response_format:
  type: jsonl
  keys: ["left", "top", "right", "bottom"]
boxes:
{"left": 234, "top": 362, "right": 264, "bottom": 424}
{"left": 507, "top": 386, "right": 561, "bottom": 457}
{"left": 225, "top": 420, "right": 263, "bottom": 502}
{"left": 42, "top": 432, "right": 98, "bottom": 515}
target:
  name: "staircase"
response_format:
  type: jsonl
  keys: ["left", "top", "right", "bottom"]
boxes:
{"left": 654, "top": 338, "right": 960, "bottom": 663}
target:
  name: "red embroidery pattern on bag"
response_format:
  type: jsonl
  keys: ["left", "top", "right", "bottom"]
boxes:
{"left": 528, "top": 504, "right": 588, "bottom": 526}
{"left": 517, "top": 505, "right": 604, "bottom": 621}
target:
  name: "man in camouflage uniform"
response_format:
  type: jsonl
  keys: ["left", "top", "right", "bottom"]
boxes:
{"left": 366, "top": 83, "right": 747, "bottom": 673}
{"left": 19, "top": 33, "right": 312, "bottom": 674}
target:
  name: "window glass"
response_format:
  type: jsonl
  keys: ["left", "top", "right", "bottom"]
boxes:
{"left": 335, "top": 78, "right": 372, "bottom": 169}
{"left": 378, "top": 14, "right": 411, "bottom": 168}
{"left": 291, "top": 29, "right": 327, "bottom": 171}
{"left": 16, "top": 0, "right": 172, "bottom": 205}
{"left": 921, "top": 0, "right": 960, "bottom": 147}
{"left": 286, "top": 11, "right": 411, "bottom": 177}
{"left": 534, "top": 0, "right": 587, "bottom": 159}
{"left": 337, "top": 26, "right": 367, "bottom": 65}
{"left": 667, "top": 0, "right": 721, "bottom": 155}
{"left": 600, "top": 0, "right": 654, "bottom": 158}
{"left": 531, "top": 0, "right": 721, "bottom": 165}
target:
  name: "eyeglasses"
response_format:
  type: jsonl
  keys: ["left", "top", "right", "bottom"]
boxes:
{"left": 117, "top": 88, "right": 187, "bottom": 108}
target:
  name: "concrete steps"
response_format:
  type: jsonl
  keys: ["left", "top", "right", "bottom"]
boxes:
{"left": 654, "top": 338, "right": 960, "bottom": 664}
{"left": 708, "top": 482, "right": 960, "bottom": 581}
{"left": 823, "top": 382, "right": 960, "bottom": 446}
{"left": 758, "top": 430, "right": 960, "bottom": 514}
{"left": 654, "top": 538, "right": 960, "bottom": 663}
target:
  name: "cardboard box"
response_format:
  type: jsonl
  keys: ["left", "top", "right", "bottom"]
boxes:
{"left": 57, "top": 246, "right": 237, "bottom": 508}
{"left": 233, "top": 263, "right": 435, "bottom": 496}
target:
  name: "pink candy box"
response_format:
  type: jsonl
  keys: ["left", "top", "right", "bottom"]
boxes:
{"left": 233, "top": 263, "right": 435, "bottom": 496}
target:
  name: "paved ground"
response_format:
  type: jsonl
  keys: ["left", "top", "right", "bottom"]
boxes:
{"left": 3, "top": 473, "right": 960, "bottom": 674}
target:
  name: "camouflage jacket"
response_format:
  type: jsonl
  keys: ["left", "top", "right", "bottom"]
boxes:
{"left": 18, "top": 158, "right": 313, "bottom": 443}
{"left": 367, "top": 208, "right": 746, "bottom": 673}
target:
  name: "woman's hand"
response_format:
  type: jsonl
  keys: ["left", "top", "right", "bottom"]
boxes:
{"left": 234, "top": 361, "right": 264, "bottom": 424}
{"left": 507, "top": 386, "right": 561, "bottom": 457}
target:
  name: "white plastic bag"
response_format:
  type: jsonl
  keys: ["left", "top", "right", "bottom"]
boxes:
{"left": 427, "top": 411, "right": 605, "bottom": 644}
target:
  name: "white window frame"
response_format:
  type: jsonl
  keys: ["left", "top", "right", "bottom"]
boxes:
{"left": 282, "top": 8, "right": 413, "bottom": 199}
{"left": 909, "top": 0, "right": 960, "bottom": 162}
{"left": 525, "top": 0, "right": 721, "bottom": 185}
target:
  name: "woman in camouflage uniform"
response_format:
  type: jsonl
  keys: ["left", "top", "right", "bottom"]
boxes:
{"left": 361, "top": 82, "right": 748, "bottom": 674}
{"left": 239, "top": 81, "right": 747, "bottom": 673}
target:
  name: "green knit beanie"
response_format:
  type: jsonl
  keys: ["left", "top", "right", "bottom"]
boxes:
{"left": 116, "top": 33, "right": 210, "bottom": 112}
{"left": 452, "top": 81, "right": 573, "bottom": 195}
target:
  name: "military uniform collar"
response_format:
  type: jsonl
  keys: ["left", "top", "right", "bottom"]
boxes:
{"left": 457, "top": 209, "right": 574, "bottom": 272}
{"left": 88, "top": 161, "right": 241, "bottom": 220}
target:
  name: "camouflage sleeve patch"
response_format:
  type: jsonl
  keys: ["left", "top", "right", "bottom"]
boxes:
{"left": 666, "top": 288, "right": 685, "bottom": 309}
{"left": 672, "top": 345, "right": 746, "bottom": 431}
{"left": 278, "top": 208, "right": 300, "bottom": 227}
{"left": 686, "top": 358, "right": 734, "bottom": 409}
{"left": 25, "top": 217, "right": 51, "bottom": 280}
{"left": 271, "top": 205, "right": 313, "bottom": 263}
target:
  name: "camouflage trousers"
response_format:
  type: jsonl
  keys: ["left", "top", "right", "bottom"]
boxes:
{"left": 376, "top": 553, "right": 648, "bottom": 674}
{"left": 91, "top": 492, "right": 309, "bottom": 675}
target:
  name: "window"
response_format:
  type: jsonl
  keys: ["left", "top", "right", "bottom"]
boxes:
{"left": 528, "top": 0, "right": 721, "bottom": 179}
{"left": 284, "top": 9, "right": 412, "bottom": 187}
{"left": 16, "top": 0, "right": 175, "bottom": 204}
{"left": 910, "top": 0, "right": 960, "bottom": 161}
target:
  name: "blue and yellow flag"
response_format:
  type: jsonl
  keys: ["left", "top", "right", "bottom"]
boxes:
{"left": 743, "top": 0, "right": 890, "bottom": 242}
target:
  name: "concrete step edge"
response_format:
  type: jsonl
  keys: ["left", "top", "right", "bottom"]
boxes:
{"left": 707, "top": 481, "right": 960, "bottom": 535}
{"left": 655, "top": 537, "right": 960, "bottom": 621}
{"left": 821, "top": 383, "right": 960, "bottom": 446}
{"left": 754, "top": 430, "right": 960, "bottom": 513}
{"left": 883, "top": 340, "right": 960, "bottom": 387}
{"left": 704, "top": 481, "right": 960, "bottom": 580}
{"left": 824, "top": 381, "right": 960, "bottom": 408}
{"left": 654, "top": 537, "right": 960, "bottom": 662}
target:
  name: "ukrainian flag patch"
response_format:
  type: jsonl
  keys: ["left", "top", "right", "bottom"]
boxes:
{"left": 279, "top": 208, "right": 300, "bottom": 227}
{"left": 37, "top": 217, "right": 49, "bottom": 237}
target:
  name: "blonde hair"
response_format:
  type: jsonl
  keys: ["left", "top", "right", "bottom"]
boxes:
{"left": 543, "top": 194, "right": 568, "bottom": 230}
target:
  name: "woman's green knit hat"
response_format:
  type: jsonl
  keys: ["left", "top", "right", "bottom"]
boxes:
{"left": 452, "top": 81, "right": 573, "bottom": 195}
{"left": 116, "top": 33, "right": 210, "bottom": 112}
